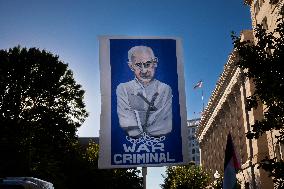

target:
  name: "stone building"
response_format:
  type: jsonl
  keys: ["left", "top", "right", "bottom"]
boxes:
{"left": 196, "top": 0, "right": 283, "bottom": 188}
{"left": 248, "top": 0, "right": 283, "bottom": 31}
{"left": 187, "top": 118, "right": 201, "bottom": 165}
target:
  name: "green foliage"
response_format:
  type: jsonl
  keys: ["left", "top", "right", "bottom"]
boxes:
{"left": 73, "top": 142, "right": 143, "bottom": 189}
{"left": 0, "top": 46, "right": 88, "bottom": 185}
{"left": 0, "top": 46, "right": 143, "bottom": 189}
{"left": 85, "top": 141, "right": 100, "bottom": 163}
{"left": 161, "top": 164, "right": 210, "bottom": 189}
{"left": 210, "top": 175, "right": 241, "bottom": 189}
{"left": 232, "top": 18, "right": 284, "bottom": 188}
{"left": 211, "top": 176, "right": 223, "bottom": 189}
{"left": 259, "top": 157, "right": 284, "bottom": 188}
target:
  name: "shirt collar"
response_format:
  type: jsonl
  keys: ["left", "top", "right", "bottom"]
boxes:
{"left": 134, "top": 77, "right": 156, "bottom": 88}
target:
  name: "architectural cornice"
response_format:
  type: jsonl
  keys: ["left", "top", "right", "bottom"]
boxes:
{"left": 197, "top": 30, "right": 254, "bottom": 143}
{"left": 197, "top": 51, "right": 240, "bottom": 142}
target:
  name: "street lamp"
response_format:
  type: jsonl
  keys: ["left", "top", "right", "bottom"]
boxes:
{"left": 213, "top": 170, "right": 221, "bottom": 188}
{"left": 214, "top": 170, "right": 220, "bottom": 179}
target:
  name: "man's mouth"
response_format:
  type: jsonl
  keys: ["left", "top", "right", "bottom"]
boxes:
{"left": 140, "top": 73, "right": 151, "bottom": 79}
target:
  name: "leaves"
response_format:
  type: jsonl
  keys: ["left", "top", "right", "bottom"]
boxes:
{"left": 0, "top": 46, "right": 143, "bottom": 189}
{"left": 161, "top": 164, "right": 210, "bottom": 189}
{"left": 0, "top": 46, "right": 88, "bottom": 186}
{"left": 259, "top": 157, "right": 284, "bottom": 188}
{"left": 233, "top": 20, "right": 284, "bottom": 139}
{"left": 232, "top": 18, "right": 284, "bottom": 188}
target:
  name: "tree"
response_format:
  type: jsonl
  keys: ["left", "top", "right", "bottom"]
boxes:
{"left": 232, "top": 15, "right": 284, "bottom": 188}
{"left": 64, "top": 141, "right": 143, "bottom": 189}
{"left": 84, "top": 142, "right": 143, "bottom": 189}
{"left": 0, "top": 46, "right": 143, "bottom": 189}
{"left": 211, "top": 175, "right": 223, "bottom": 189}
{"left": 161, "top": 164, "right": 210, "bottom": 189}
{"left": 0, "top": 46, "right": 88, "bottom": 187}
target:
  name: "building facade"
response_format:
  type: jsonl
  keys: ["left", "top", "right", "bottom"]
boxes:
{"left": 197, "top": 0, "right": 284, "bottom": 188}
{"left": 187, "top": 119, "right": 201, "bottom": 165}
{"left": 248, "top": 0, "right": 283, "bottom": 31}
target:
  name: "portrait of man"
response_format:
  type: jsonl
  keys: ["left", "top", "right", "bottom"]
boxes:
{"left": 99, "top": 37, "right": 188, "bottom": 168}
{"left": 116, "top": 46, "right": 173, "bottom": 138}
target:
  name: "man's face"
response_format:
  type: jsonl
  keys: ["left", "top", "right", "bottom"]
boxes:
{"left": 130, "top": 52, "right": 157, "bottom": 85}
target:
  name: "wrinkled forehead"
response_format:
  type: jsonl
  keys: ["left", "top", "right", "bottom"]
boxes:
{"left": 131, "top": 51, "right": 154, "bottom": 63}
{"left": 129, "top": 46, "right": 155, "bottom": 63}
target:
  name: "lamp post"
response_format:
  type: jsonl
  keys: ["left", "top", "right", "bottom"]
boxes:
{"left": 214, "top": 170, "right": 220, "bottom": 180}
{"left": 213, "top": 170, "right": 221, "bottom": 189}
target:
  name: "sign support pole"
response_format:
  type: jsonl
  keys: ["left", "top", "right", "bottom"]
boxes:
{"left": 142, "top": 167, "right": 147, "bottom": 189}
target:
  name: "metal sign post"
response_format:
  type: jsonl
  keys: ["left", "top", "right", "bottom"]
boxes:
{"left": 142, "top": 167, "right": 147, "bottom": 189}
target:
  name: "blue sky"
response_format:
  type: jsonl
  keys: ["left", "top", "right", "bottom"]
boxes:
{"left": 0, "top": 0, "right": 251, "bottom": 188}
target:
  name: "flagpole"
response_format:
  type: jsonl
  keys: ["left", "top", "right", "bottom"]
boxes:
{"left": 202, "top": 88, "right": 204, "bottom": 112}
{"left": 193, "top": 80, "right": 204, "bottom": 117}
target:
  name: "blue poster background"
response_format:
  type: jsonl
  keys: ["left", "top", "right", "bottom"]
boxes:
{"left": 110, "top": 39, "right": 183, "bottom": 165}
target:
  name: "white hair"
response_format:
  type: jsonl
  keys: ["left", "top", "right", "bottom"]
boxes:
{"left": 128, "top": 46, "right": 155, "bottom": 64}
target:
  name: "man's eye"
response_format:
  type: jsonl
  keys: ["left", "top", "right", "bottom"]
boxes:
{"left": 144, "top": 63, "right": 151, "bottom": 68}
{"left": 135, "top": 63, "right": 142, "bottom": 68}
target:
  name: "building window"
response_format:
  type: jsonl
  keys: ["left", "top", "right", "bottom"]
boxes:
{"left": 270, "top": 0, "right": 279, "bottom": 5}
{"left": 280, "top": 5, "right": 284, "bottom": 16}
{"left": 245, "top": 182, "right": 250, "bottom": 189}
{"left": 275, "top": 142, "right": 283, "bottom": 161}
{"left": 254, "top": 0, "right": 260, "bottom": 15}
{"left": 259, "top": 0, "right": 265, "bottom": 7}
{"left": 192, "top": 157, "right": 195, "bottom": 161}
{"left": 262, "top": 17, "right": 268, "bottom": 30}
{"left": 192, "top": 149, "right": 195, "bottom": 154}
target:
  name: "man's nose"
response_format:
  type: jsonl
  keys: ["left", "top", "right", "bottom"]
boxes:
{"left": 141, "top": 66, "right": 148, "bottom": 73}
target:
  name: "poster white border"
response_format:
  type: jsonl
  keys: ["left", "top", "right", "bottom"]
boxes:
{"left": 98, "top": 36, "right": 189, "bottom": 168}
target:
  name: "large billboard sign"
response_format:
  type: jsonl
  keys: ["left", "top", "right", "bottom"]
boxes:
{"left": 99, "top": 36, "right": 188, "bottom": 168}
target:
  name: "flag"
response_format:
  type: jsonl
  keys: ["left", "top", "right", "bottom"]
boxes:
{"left": 193, "top": 80, "right": 203, "bottom": 89}
{"left": 223, "top": 133, "right": 241, "bottom": 189}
